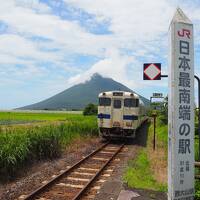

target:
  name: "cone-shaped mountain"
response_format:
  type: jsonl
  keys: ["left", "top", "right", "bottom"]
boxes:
{"left": 19, "top": 73, "right": 149, "bottom": 110}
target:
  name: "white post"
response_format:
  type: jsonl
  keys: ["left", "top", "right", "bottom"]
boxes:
{"left": 168, "top": 8, "right": 194, "bottom": 200}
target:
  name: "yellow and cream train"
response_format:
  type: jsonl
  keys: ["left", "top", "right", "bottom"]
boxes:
{"left": 97, "top": 91, "right": 148, "bottom": 139}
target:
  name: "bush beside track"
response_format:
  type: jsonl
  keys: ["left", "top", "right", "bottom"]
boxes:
{"left": 0, "top": 114, "right": 98, "bottom": 181}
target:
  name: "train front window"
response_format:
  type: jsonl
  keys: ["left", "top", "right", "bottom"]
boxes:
{"left": 99, "top": 98, "right": 111, "bottom": 106}
{"left": 124, "top": 99, "right": 138, "bottom": 107}
{"left": 114, "top": 100, "right": 121, "bottom": 109}
{"left": 136, "top": 99, "right": 139, "bottom": 107}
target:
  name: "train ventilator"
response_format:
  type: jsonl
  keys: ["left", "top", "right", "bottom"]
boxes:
{"left": 97, "top": 91, "right": 148, "bottom": 139}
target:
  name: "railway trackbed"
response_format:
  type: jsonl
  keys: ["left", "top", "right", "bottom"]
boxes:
{"left": 18, "top": 142, "right": 125, "bottom": 200}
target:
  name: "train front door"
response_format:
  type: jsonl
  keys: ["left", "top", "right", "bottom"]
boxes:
{"left": 112, "top": 99, "right": 123, "bottom": 127}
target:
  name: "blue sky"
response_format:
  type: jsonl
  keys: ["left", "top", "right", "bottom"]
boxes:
{"left": 0, "top": 0, "right": 200, "bottom": 109}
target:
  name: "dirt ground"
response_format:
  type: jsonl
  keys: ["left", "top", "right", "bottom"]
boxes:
{"left": 0, "top": 123, "right": 167, "bottom": 200}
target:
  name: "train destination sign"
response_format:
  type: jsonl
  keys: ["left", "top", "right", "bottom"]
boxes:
{"left": 152, "top": 93, "right": 163, "bottom": 98}
{"left": 168, "top": 8, "right": 194, "bottom": 200}
{"left": 143, "top": 63, "right": 161, "bottom": 80}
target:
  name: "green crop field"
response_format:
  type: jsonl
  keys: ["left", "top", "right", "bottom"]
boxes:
{"left": 0, "top": 111, "right": 83, "bottom": 125}
{"left": 0, "top": 111, "right": 98, "bottom": 181}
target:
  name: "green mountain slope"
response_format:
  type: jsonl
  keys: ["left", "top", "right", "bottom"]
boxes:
{"left": 19, "top": 73, "right": 149, "bottom": 110}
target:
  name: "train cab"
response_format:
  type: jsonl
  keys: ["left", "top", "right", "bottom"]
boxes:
{"left": 98, "top": 91, "right": 147, "bottom": 139}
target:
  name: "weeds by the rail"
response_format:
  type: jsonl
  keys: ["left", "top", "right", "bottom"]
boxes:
{"left": 123, "top": 149, "right": 167, "bottom": 191}
{"left": 0, "top": 116, "right": 98, "bottom": 181}
{"left": 146, "top": 117, "right": 168, "bottom": 186}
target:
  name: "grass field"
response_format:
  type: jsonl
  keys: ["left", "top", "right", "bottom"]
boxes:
{"left": 0, "top": 111, "right": 83, "bottom": 125}
{"left": 0, "top": 111, "right": 98, "bottom": 181}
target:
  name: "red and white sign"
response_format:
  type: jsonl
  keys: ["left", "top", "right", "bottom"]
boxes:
{"left": 143, "top": 63, "right": 161, "bottom": 80}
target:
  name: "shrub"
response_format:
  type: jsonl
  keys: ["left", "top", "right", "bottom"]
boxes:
{"left": 0, "top": 131, "right": 30, "bottom": 178}
{"left": 196, "top": 181, "right": 200, "bottom": 199}
{"left": 28, "top": 126, "right": 62, "bottom": 160}
{"left": 83, "top": 103, "right": 97, "bottom": 116}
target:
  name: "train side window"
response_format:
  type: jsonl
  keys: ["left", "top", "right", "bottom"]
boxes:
{"left": 99, "top": 98, "right": 111, "bottom": 106}
{"left": 114, "top": 100, "right": 121, "bottom": 109}
{"left": 124, "top": 99, "right": 139, "bottom": 107}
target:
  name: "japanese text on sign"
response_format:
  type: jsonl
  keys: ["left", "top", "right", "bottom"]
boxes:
{"left": 168, "top": 8, "right": 194, "bottom": 200}
{"left": 177, "top": 28, "right": 192, "bottom": 188}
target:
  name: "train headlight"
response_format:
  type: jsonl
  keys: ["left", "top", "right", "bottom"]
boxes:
{"left": 126, "top": 122, "right": 132, "bottom": 127}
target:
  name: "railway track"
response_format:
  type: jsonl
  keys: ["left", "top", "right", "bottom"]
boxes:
{"left": 19, "top": 142, "right": 124, "bottom": 200}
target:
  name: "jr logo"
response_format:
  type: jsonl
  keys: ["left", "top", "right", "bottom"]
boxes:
{"left": 178, "top": 29, "right": 191, "bottom": 39}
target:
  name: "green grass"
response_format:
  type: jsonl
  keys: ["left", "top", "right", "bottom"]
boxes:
{"left": 195, "top": 139, "right": 199, "bottom": 161}
{"left": 148, "top": 116, "right": 168, "bottom": 156}
{"left": 0, "top": 112, "right": 98, "bottom": 181}
{"left": 123, "top": 149, "right": 167, "bottom": 191}
{"left": 123, "top": 118, "right": 167, "bottom": 192}
{"left": 196, "top": 182, "right": 200, "bottom": 199}
{"left": 0, "top": 111, "right": 83, "bottom": 124}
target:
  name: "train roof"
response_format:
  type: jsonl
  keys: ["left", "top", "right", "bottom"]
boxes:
{"left": 98, "top": 91, "right": 139, "bottom": 99}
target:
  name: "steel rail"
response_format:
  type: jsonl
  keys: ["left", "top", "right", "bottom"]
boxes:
{"left": 24, "top": 141, "right": 110, "bottom": 200}
{"left": 72, "top": 143, "right": 124, "bottom": 200}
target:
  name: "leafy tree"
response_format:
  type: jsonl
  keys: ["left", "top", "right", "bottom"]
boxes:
{"left": 159, "top": 96, "right": 168, "bottom": 124}
{"left": 83, "top": 103, "right": 97, "bottom": 116}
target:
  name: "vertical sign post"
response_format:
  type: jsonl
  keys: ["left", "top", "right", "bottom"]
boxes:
{"left": 168, "top": 8, "right": 194, "bottom": 200}
{"left": 152, "top": 113, "right": 157, "bottom": 151}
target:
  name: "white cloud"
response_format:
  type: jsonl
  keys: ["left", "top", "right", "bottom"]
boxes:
{"left": 67, "top": 47, "right": 168, "bottom": 93}
{"left": 65, "top": 0, "right": 200, "bottom": 86}
{"left": 65, "top": 0, "right": 174, "bottom": 41}
{"left": 68, "top": 48, "right": 131, "bottom": 84}
{"left": 0, "top": 34, "right": 60, "bottom": 60}
{"left": 0, "top": 0, "right": 200, "bottom": 108}
{"left": 0, "top": 1, "right": 112, "bottom": 56}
